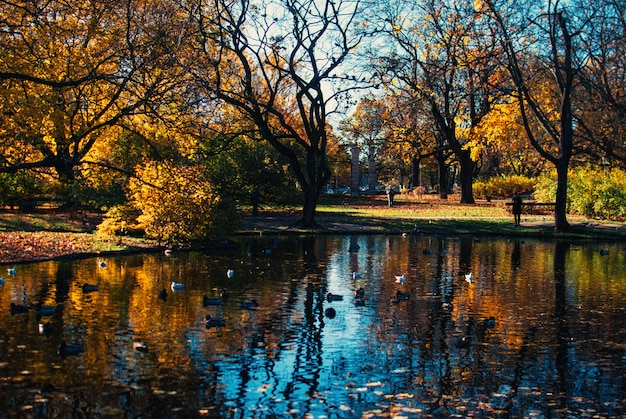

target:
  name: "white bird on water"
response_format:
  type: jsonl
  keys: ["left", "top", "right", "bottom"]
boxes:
{"left": 227, "top": 269, "right": 235, "bottom": 278}
{"left": 7, "top": 267, "right": 16, "bottom": 277}
{"left": 98, "top": 260, "right": 107, "bottom": 268}
{"left": 352, "top": 272, "right": 362, "bottom": 280}
{"left": 170, "top": 281, "right": 185, "bottom": 291}
{"left": 465, "top": 272, "right": 473, "bottom": 284}
{"left": 395, "top": 274, "right": 406, "bottom": 284}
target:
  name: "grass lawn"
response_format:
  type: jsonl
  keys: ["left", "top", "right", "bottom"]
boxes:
{"left": 2, "top": 193, "right": 626, "bottom": 264}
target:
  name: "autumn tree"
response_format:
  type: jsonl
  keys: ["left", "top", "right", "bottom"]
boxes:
{"left": 574, "top": 0, "right": 626, "bottom": 166}
{"left": 484, "top": 0, "right": 591, "bottom": 231}
{"left": 0, "top": 0, "right": 189, "bottom": 184}
{"left": 181, "top": 0, "right": 364, "bottom": 227}
{"left": 371, "top": 0, "right": 505, "bottom": 203}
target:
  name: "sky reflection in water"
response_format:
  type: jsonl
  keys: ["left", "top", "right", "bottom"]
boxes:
{"left": 0, "top": 235, "right": 625, "bottom": 417}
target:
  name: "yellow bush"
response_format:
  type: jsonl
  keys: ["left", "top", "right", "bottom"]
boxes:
{"left": 99, "top": 161, "right": 239, "bottom": 243}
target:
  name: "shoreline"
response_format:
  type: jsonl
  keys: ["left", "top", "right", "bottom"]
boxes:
{"left": 2, "top": 213, "right": 625, "bottom": 265}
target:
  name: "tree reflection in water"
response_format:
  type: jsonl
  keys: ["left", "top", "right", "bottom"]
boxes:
{"left": 0, "top": 235, "right": 625, "bottom": 417}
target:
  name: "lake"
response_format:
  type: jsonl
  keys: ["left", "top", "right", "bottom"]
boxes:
{"left": 1, "top": 234, "right": 625, "bottom": 418}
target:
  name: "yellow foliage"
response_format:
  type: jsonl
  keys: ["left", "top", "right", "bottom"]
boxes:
{"left": 100, "top": 161, "right": 239, "bottom": 243}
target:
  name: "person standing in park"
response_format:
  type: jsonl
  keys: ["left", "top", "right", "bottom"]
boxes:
{"left": 387, "top": 186, "right": 396, "bottom": 207}
{"left": 512, "top": 194, "right": 523, "bottom": 226}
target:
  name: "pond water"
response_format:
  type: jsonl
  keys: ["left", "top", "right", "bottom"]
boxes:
{"left": 1, "top": 234, "right": 625, "bottom": 418}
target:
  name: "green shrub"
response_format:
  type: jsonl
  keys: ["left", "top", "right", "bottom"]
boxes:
{"left": 534, "top": 167, "right": 626, "bottom": 220}
{"left": 473, "top": 174, "right": 535, "bottom": 198}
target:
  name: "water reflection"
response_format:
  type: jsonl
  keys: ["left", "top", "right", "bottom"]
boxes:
{"left": 1, "top": 235, "right": 625, "bottom": 417}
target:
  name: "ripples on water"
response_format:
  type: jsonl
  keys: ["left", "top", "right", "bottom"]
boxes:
{"left": 1, "top": 235, "right": 625, "bottom": 417}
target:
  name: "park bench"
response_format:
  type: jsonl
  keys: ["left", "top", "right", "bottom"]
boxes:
{"left": 506, "top": 201, "right": 555, "bottom": 214}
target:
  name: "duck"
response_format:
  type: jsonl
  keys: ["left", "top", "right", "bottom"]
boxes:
{"left": 81, "top": 283, "right": 99, "bottom": 292}
{"left": 7, "top": 267, "right": 16, "bottom": 277}
{"left": 170, "top": 281, "right": 185, "bottom": 291}
{"left": 240, "top": 299, "right": 259, "bottom": 310}
{"left": 158, "top": 289, "right": 168, "bottom": 301}
{"left": 58, "top": 341, "right": 84, "bottom": 356}
{"left": 352, "top": 272, "right": 363, "bottom": 280}
{"left": 465, "top": 272, "right": 473, "bottom": 284}
{"left": 205, "top": 315, "right": 226, "bottom": 328}
{"left": 37, "top": 305, "right": 57, "bottom": 317}
{"left": 98, "top": 259, "right": 107, "bottom": 268}
{"left": 133, "top": 340, "right": 149, "bottom": 353}
{"left": 10, "top": 303, "right": 29, "bottom": 314}
{"left": 394, "top": 274, "right": 406, "bottom": 284}
{"left": 327, "top": 292, "right": 344, "bottom": 302}
{"left": 0, "top": 276, "right": 4, "bottom": 286}
{"left": 203, "top": 295, "right": 223, "bottom": 306}
{"left": 38, "top": 322, "right": 53, "bottom": 336}
{"left": 164, "top": 249, "right": 173, "bottom": 256}
{"left": 226, "top": 269, "right": 235, "bottom": 278}
{"left": 394, "top": 290, "right": 411, "bottom": 302}
{"left": 324, "top": 307, "right": 337, "bottom": 319}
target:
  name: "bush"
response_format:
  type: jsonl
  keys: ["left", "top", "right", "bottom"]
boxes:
{"left": 98, "top": 162, "right": 240, "bottom": 243}
{"left": 473, "top": 174, "right": 535, "bottom": 199}
{"left": 534, "top": 167, "right": 626, "bottom": 220}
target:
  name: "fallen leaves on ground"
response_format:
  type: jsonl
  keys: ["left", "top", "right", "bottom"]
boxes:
{"left": 0, "top": 231, "right": 156, "bottom": 264}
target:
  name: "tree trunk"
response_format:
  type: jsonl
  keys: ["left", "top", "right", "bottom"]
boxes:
{"left": 410, "top": 156, "right": 420, "bottom": 190}
{"left": 458, "top": 149, "right": 475, "bottom": 204}
{"left": 436, "top": 151, "right": 448, "bottom": 199}
{"left": 300, "top": 188, "right": 320, "bottom": 228}
{"left": 367, "top": 144, "right": 377, "bottom": 193}
{"left": 554, "top": 161, "right": 570, "bottom": 232}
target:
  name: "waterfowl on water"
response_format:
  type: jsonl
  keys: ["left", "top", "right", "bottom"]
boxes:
{"left": 38, "top": 322, "right": 53, "bottom": 336}
{"left": 226, "top": 269, "right": 235, "bottom": 278}
{"left": 0, "top": 277, "right": 4, "bottom": 286}
{"left": 203, "top": 296, "right": 223, "bottom": 306}
{"left": 352, "top": 272, "right": 362, "bottom": 280}
{"left": 355, "top": 288, "right": 365, "bottom": 298}
{"left": 395, "top": 274, "right": 406, "bottom": 284}
{"left": 133, "top": 340, "right": 149, "bottom": 353}
{"left": 170, "top": 281, "right": 185, "bottom": 291}
{"left": 465, "top": 272, "right": 473, "bottom": 284}
{"left": 82, "top": 283, "right": 99, "bottom": 292}
{"left": 37, "top": 305, "right": 57, "bottom": 316}
{"left": 58, "top": 341, "right": 84, "bottom": 356}
{"left": 394, "top": 290, "right": 411, "bottom": 302}
{"left": 324, "top": 307, "right": 336, "bottom": 319}
{"left": 327, "top": 292, "right": 344, "bottom": 302}
{"left": 158, "top": 289, "right": 168, "bottom": 301}
{"left": 240, "top": 300, "right": 259, "bottom": 310}
{"left": 98, "top": 259, "right": 107, "bottom": 268}
{"left": 10, "top": 303, "right": 29, "bottom": 314}
{"left": 205, "top": 315, "right": 226, "bottom": 328}
{"left": 7, "top": 267, "right": 16, "bottom": 277}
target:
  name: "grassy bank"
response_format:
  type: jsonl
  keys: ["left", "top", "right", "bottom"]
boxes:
{"left": 2, "top": 193, "right": 626, "bottom": 264}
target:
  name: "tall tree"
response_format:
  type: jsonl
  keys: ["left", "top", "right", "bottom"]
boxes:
{"left": 371, "top": 0, "right": 504, "bottom": 203}
{"left": 484, "top": 0, "right": 587, "bottom": 231}
{"left": 575, "top": 0, "right": 626, "bottom": 166}
{"left": 0, "top": 0, "right": 189, "bottom": 182}
{"left": 184, "top": 0, "right": 363, "bottom": 227}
